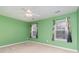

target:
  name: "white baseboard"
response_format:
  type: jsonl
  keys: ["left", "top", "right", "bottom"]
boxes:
{"left": 0, "top": 40, "right": 78, "bottom": 52}
{"left": 28, "top": 41, "right": 78, "bottom": 52}
{"left": 0, "top": 41, "right": 27, "bottom": 48}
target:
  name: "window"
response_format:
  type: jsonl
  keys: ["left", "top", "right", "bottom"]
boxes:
{"left": 31, "top": 24, "right": 38, "bottom": 38}
{"left": 53, "top": 17, "right": 72, "bottom": 42}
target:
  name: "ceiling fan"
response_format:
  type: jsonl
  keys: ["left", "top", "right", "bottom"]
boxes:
{"left": 22, "top": 8, "right": 40, "bottom": 17}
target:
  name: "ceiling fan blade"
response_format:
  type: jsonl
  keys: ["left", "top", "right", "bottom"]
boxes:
{"left": 32, "top": 13, "right": 40, "bottom": 17}
{"left": 21, "top": 8, "right": 27, "bottom": 11}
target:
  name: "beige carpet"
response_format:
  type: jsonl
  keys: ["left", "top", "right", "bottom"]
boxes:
{"left": 0, "top": 42, "right": 76, "bottom": 53}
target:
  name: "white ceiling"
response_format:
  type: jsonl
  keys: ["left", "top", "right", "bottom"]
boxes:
{"left": 0, "top": 6, "right": 78, "bottom": 22}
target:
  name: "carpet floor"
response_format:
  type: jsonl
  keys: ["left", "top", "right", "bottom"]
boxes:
{"left": 0, "top": 42, "right": 76, "bottom": 53}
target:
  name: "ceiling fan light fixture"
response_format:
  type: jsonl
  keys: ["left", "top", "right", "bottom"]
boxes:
{"left": 25, "top": 13, "right": 32, "bottom": 17}
{"left": 25, "top": 9, "right": 39, "bottom": 17}
{"left": 26, "top": 9, "right": 32, "bottom": 13}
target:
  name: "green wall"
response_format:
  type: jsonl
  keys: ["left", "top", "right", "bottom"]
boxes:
{"left": 0, "top": 15, "right": 30, "bottom": 46}
{"left": 31, "top": 12, "right": 78, "bottom": 50}
{"left": 77, "top": 8, "right": 79, "bottom": 51}
{"left": 0, "top": 10, "right": 78, "bottom": 51}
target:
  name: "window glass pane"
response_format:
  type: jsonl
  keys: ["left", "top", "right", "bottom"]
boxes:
{"left": 54, "top": 18, "right": 69, "bottom": 41}
{"left": 31, "top": 24, "right": 38, "bottom": 38}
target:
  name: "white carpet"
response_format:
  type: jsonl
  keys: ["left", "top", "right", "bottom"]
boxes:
{"left": 0, "top": 42, "right": 76, "bottom": 53}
